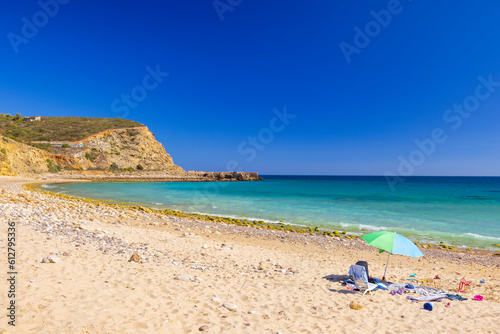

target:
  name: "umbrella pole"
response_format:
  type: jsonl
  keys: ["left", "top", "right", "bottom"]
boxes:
{"left": 382, "top": 253, "right": 391, "bottom": 280}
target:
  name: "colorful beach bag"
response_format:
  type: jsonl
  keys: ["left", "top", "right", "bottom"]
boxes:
{"left": 458, "top": 277, "right": 472, "bottom": 293}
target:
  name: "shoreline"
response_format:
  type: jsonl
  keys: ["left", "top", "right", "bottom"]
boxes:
{"left": 7, "top": 175, "right": 500, "bottom": 260}
{"left": 4, "top": 175, "right": 500, "bottom": 265}
{"left": 34, "top": 177, "right": 500, "bottom": 254}
{"left": 1, "top": 175, "right": 499, "bottom": 333}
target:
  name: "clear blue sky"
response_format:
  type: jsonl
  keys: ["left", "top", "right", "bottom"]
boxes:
{"left": 1, "top": 0, "right": 499, "bottom": 175}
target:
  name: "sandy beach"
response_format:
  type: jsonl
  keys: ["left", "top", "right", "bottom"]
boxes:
{"left": 1, "top": 176, "right": 499, "bottom": 334}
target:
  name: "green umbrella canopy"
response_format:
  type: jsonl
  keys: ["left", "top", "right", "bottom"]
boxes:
{"left": 361, "top": 231, "right": 424, "bottom": 279}
{"left": 361, "top": 231, "right": 423, "bottom": 257}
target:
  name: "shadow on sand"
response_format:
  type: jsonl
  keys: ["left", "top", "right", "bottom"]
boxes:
{"left": 322, "top": 274, "right": 349, "bottom": 283}
{"left": 323, "top": 274, "right": 358, "bottom": 294}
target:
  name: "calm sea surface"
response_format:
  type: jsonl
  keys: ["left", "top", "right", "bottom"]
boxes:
{"left": 45, "top": 176, "right": 500, "bottom": 250}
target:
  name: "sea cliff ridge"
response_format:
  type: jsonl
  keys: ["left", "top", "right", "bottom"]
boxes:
{"left": 0, "top": 115, "right": 260, "bottom": 181}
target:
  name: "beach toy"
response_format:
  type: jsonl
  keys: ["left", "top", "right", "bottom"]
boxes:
{"left": 458, "top": 277, "right": 472, "bottom": 292}
{"left": 473, "top": 295, "right": 483, "bottom": 301}
{"left": 435, "top": 275, "right": 441, "bottom": 279}
{"left": 480, "top": 280, "right": 486, "bottom": 283}
{"left": 410, "top": 273, "right": 416, "bottom": 277}
{"left": 423, "top": 302, "right": 433, "bottom": 311}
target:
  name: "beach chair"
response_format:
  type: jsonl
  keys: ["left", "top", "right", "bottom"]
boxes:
{"left": 348, "top": 264, "right": 378, "bottom": 295}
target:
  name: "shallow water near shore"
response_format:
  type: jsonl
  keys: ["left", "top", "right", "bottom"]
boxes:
{"left": 46, "top": 175, "right": 500, "bottom": 250}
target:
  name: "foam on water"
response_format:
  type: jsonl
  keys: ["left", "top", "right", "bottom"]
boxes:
{"left": 464, "top": 233, "right": 500, "bottom": 241}
{"left": 358, "top": 224, "right": 388, "bottom": 231}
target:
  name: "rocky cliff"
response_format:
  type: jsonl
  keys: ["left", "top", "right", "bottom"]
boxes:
{"left": 0, "top": 126, "right": 261, "bottom": 181}
{"left": 0, "top": 136, "right": 56, "bottom": 175}
{"left": 69, "top": 126, "right": 183, "bottom": 172}
{"left": 0, "top": 126, "right": 183, "bottom": 175}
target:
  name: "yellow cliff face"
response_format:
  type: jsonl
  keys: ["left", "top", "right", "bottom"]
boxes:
{"left": 0, "top": 126, "right": 184, "bottom": 175}
{"left": 73, "top": 126, "right": 182, "bottom": 171}
{"left": 0, "top": 136, "right": 55, "bottom": 175}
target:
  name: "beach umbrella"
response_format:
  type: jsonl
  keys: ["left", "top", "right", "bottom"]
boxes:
{"left": 360, "top": 231, "right": 424, "bottom": 280}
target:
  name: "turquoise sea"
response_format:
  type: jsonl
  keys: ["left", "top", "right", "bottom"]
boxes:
{"left": 45, "top": 176, "right": 500, "bottom": 250}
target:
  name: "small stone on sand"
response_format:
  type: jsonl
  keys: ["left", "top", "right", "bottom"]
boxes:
{"left": 41, "top": 256, "right": 60, "bottom": 263}
{"left": 222, "top": 303, "right": 237, "bottom": 311}
{"left": 47, "top": 256, "right": 60, "bottom": 263}
{"left": 174, "top": 275, "right": 194, "bottom": 282}
{"left": 129, "top": 253, "right": 141, "bottom": 262}
{"left": 349, "top": 301, "right": 363, "bottom": 310}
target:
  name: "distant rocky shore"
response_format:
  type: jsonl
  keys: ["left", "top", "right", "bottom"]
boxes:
{"left": 36, "top": 170, "right": 262, "bottom": 182}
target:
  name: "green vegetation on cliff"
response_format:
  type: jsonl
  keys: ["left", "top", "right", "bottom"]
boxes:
{"left": 0, "top": 115, "right": 143, "bottom": 142}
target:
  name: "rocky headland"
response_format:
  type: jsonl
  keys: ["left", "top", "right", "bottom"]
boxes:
{"left": 0, "top": 117, "right": 260, "bottom": 181}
